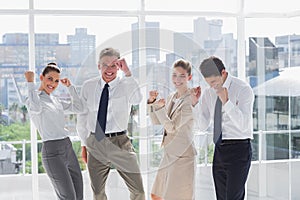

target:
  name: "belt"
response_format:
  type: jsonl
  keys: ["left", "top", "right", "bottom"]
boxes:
{"left": 221, "top": 138, "right": 250, "bottom": 145}
{"left": 91, "top": 130, "right": 127, "bottom": 138}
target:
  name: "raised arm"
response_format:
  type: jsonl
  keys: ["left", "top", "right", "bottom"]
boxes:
{"left": 24, "top": 71, "right": 42, "bottom": 113}
{"left": 59, "top": 78, "right": 84, "bottom": 113}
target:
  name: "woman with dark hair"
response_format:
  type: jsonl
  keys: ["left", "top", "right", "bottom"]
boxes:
{"left": 24, "top": 63, "right": 84, "bottom": 200}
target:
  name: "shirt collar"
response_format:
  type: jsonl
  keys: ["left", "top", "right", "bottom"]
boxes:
{"left": 100, "top": 76, "right": 119, "bottom": 89}
{"left": 222, "top": 73, "right": 232, "bottom": 89}
{"left": 38, "top": 89, "right": 50, "bottom": 96}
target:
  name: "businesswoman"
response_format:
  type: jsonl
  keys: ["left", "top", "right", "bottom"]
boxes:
{"left": 24, "top": 63, "right": 84, "bottom": 200}
{"left": 148, "top": 59, "right": 197, "bottom": 200}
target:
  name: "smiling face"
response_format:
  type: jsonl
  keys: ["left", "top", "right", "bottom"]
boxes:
{"left": 98, "top": 55, "right": 119, "bottom": 83}
{"left": 39, "top": 71, "right": 60, "bottom": 95}
{"left": 204, "top": 69, "right": 227, "bottom": 91}
{"left": 172, "top": 66, "right": 192, "bottom": 91}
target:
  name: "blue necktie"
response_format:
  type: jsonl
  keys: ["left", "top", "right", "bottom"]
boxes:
{"left": 95, "top": 83, "right": 109, "bottom": 141}
{"left": 213, "top": 97, "right": 222, "bottom": 144}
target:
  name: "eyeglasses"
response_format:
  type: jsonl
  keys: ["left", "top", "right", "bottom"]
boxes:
{"left": 100, "top": 63, "right": 118, "bottom": 69}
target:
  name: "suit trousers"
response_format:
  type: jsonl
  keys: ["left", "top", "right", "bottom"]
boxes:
{"left": 42, "top": 137, "right": 83, "bottom": 200}
{"left": 212, "top": 140, "right": 252, "bottom": 200}
{"left": 86, "top": 134, "right": 145, "bottom": 200}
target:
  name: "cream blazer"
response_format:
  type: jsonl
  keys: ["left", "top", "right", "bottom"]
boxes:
{"left": 148, "top": 90, "right": 197, "bottom": 157}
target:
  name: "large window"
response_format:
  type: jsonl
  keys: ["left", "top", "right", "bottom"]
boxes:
{"left": 246, "top": 17, "right": 300, "bottom": 199}
{"left": 1, "top": 0, "right": 300, "bottom": 199}
{"left": 0, "top": 15, "right": 29, "bottom": 176}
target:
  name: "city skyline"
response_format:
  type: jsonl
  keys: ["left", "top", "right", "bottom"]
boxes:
{"left": 1, "top": 15, "right": 300, "bottom": 49}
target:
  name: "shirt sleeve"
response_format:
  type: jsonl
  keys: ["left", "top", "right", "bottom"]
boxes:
{"left": 223, "top": 85, "right": 254, "bottom": 132}
{"left": 60, "top": 85, "right": 84, "bottom": 113}
{"left": 25, "top": 82, "right": 42, "bottom": 114}
{"left": 76, "top": 83, "right": 90, "bottom": 146}
{"left": 193, "top": 89, "right": 211, "bottom": 132}
{"left": 122, "top": 76, "right": 143, "bottom": 105}
{"left": 147, "top": 103, "right": 161, "bottom": 125}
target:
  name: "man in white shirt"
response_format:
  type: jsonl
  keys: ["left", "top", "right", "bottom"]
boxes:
{"left": 192, "top": 56, "right": 254, "bottom": 200}
{"left": 76, "top": 47, "right": 145, "bottom": 200}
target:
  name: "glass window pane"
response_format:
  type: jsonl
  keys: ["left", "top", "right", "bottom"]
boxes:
{"left": 0, "top": 15, "right": 29, "bottom": 176}
{"left": 35, "top": 16, "right": 137, "bottom": 86}
{"left": 0, "top": 1, "right": 28, "bottom": 9}
{"left": 245, "top": 18, "right": 299, "bottom": 43}
{"left": 34, "top": 0, "right": 139, "bottom": 10}
{"left": 245, "top": 0, "right": 299, "bottom": 13}
{"left": 245, "top": 17, "right": 300, "bottom": 180}
{"left": 145, "top": 0, "right": 238, "bottom": 12}
{"left": 247, "top": 17, "right": 300, "bottom": 198}
{"left": 145, "top": 16, "right": 237, "bottom": 76}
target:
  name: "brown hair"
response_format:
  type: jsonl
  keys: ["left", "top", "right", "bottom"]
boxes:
{"left": 173, "top": 59, "right": 192, "bottom": 76}
{"left": 199, "top": 56, "right": 225, "bottom": 78}
{"left": 42, "top": 62, "right": 61, "bottom": 76}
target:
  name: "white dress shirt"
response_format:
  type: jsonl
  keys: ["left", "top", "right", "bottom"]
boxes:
{"left": 195, "top": 74, "right": 254, "bottom": 140}
{"left": 76, "top": 76, "right": 142, "bottom": 146}
{"left": 26, "top": 82, "right": 83, "bottom": 141}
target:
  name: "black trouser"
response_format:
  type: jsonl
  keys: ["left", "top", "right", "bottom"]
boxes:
{"left": 42, "top": 137, "right": 83, "bottom": 200}
{"left": 212, "top": 139, "right": 252, "bottom": 200}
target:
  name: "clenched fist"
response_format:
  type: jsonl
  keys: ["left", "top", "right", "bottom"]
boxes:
{"left": 60, "top": 78, "right": 71, "bottom": 87}
{"left": 24, "top": 71, "right": 35, "bottom": 82}
{"left": 148, "top": 90, "right": 159, "bottom": 104}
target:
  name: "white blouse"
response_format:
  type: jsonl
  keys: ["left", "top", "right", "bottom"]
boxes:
{"left": 26, "top": 82, "right": 83, "bottom": 141}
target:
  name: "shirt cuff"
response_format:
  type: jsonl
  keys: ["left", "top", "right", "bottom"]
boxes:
{"left": 124, "top": 75, "right": 134, "bottom": 79}
{"left": 67, "top": 85, "right": 76, "bottom": 93}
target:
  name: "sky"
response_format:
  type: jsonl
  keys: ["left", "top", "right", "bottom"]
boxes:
{"left": 0, "top": 1, "right": 300, "bottom": 49}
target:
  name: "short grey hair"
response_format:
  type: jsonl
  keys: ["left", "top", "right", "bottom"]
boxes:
{"left": 99, "top": 47, "right": 120, "bottom": 61}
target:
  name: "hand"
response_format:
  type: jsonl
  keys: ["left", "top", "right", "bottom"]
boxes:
{"left": 215, "top": 87, "right": 228, "bottom": 105}
{"left": 190, "top": 86, "right": 201, "bottom": 106}
{"left": 60, "top": 78, "right": 71, "bottom": 87}
{"left": 81, "top": 146, "right": 87, "bottom": 163}
{"left": 148, "top": 90, "right": 158, "bottom": 103}
{"left": 156, "top": 98, "right": 165, "bottom": 108}
{"left": 115, "top": 58, "right": 131, "bottom": 76}
{"left": 24, "top": 71, "right": 35, "bottom": 82}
